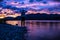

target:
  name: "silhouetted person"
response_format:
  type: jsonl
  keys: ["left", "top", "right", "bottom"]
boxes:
{"left": 21, "top": 9, "right": 27, "bottom": 27}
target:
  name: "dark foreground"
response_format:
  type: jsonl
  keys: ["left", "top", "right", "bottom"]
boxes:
{"left": 0, "top": 23, "right": 27, "bottom": 40}
{"left": 1, "top": 20, "right": 60, "bottom": 40}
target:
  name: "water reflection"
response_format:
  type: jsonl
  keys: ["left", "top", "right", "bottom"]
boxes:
{"left": 6, "top": 20, "right": 60, "bottom": 40}
{"left": 25, "top": 20, "right": 60, "bottom": 40}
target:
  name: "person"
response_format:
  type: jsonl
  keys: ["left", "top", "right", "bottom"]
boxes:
{"left": 21, "top": 9, "right": 27, "bottom": 27}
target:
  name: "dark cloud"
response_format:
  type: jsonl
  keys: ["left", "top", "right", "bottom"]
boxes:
{"left": 29, "top": 0, "right": 43, "bottom": 2}
{"left": 36, "top": 0, "right": 42, "bottom": 2}
{"left": 29, "top": 0, "right": 34, "bottom": 3}
{"left": 0, "top": 0, "right": 3, "bottom": 2}
{"left": 53, "top": 0, "right": 60, "bottom": 2}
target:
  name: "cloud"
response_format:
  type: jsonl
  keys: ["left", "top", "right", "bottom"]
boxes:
{"left": 53, "top": 0, "right": 60, "bottom": 2}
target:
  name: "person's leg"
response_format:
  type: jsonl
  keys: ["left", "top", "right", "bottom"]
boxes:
{"left": 21, "top": 17, "right": 25, "bottom": 27}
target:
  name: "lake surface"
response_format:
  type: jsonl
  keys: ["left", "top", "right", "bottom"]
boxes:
{"left": 6, "top": 20, "right": 60, "bottom": 40}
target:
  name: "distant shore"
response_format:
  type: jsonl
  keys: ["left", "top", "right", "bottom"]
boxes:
{"left": 0, "top": 14, "right": 60, "bottom": 20}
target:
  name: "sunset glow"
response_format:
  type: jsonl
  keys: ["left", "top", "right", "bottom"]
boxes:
{"left": 0, "top": 0, "right": 60, "bottom": 18}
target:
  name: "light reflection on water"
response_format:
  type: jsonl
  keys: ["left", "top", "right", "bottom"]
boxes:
{"left": 6, "top": 20, "right": 60, "bottom": 40}
{"left": 25, "top": 20, "right": 60, "bottom": 40}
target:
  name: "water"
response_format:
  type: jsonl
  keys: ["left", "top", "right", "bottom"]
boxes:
{"left": 25, "top": 20, "right": 60, "bottom": 40}
{"left": 6, "top": 20, "right": 60, "bottom": 40}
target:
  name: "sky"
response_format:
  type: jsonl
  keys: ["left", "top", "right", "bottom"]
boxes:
{"left": 1, "top": 0, "right": 60, "bottom": 12}
{"left": 9, "top": 0, "right": 60, "bottom": 1}
{"left": 3, "top": 0, "right": 60, "bottom": 4}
